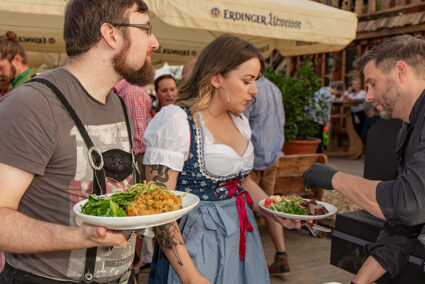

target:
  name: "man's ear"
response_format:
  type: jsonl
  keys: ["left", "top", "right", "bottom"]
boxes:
{"left": 100, "top": 22, "right": 120, "bottom": 49}
{"left": 394, "top": 60, "right": 409, "bottom": 83}
{"left": 210, "top": 74, "right": 222, "bottom": 89}
{"left": 12, "top": 55, "right": 23, "bottom": 65}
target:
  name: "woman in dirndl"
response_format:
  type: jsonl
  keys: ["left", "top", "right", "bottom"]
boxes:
{"left": 143, "top": 34, "right": 300, "bottom": 284}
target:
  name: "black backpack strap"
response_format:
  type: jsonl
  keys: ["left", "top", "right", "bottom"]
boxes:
{"left": 27, "top": 77, "right": 105, "bottom": 283}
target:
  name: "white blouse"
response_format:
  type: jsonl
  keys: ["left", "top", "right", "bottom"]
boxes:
{"left": 143, "top": 105, "right": 254, "bottom": 177}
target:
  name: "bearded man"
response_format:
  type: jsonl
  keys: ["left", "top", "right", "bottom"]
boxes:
{"left": 0, "top": 0, "right": 160, "bottom": 283}
{"left": 303, "top": 35, "right": 425, "bottom": 283}
{"left": 0, "top": 31, "right": 36, "bottom": 90}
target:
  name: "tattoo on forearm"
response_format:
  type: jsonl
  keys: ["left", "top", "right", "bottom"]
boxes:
{"left": 149, "top": 165, "right": 170, "bottom": 188}
{"left": 155, "top": 222, "right": 184, "bottom": 266}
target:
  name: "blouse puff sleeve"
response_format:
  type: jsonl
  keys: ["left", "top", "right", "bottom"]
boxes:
{"left": 143, "top": 105, "right": 190, "bottom": 172}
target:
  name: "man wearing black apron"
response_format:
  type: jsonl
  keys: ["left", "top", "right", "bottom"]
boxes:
{"left": 0, "top": 0, "right": 159, "bottom": 283}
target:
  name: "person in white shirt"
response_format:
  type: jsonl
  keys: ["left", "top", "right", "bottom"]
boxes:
{"left": 347, "top": 77, "right": 367, "bottom": 140}
{"left": 143, "top": 34, "right": 301, "bottom": 284}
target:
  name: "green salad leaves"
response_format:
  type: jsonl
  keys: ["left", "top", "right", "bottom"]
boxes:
{"left": 80, "top": 181, "right": 168, "bottom": 217}
{"left": 270, "top": 195, "right": 309, "bottom": 215}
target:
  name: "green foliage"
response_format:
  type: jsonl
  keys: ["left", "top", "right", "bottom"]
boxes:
{"left": 376, "top": 0, "right": 382, "bottom": 11}
{"left": 265, "top": 61, "right": 322, "bottom": 142}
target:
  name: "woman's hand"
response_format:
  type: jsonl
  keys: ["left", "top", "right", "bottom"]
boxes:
{"left": 242, "top": 175, "right": 307, "bottom": 230}
{"left": 259, "top": 207, "right": 302, "bottom": 229}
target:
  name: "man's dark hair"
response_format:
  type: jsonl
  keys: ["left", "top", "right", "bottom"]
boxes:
{"left": 154, "top": 74, "right": 176, "bottom": 91}
{"left": 357, "top": 34, "right": 425, "bottom": 76}
{"left": 330, "top": 81, "right": 345, "bottom": 92}
{"left": 64, "top": 0, "right": 148, "bottom": 57}
{"left": 350, "top": 77, "right": 361, "bottom": 84}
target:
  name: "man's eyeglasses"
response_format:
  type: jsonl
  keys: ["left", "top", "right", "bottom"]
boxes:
{"left": 111, "top": 23, "right": 152, "bottom": 36}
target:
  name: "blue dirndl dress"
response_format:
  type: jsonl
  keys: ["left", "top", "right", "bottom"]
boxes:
{"left": 148, "top": 109, "right": 269, "bottom": 284}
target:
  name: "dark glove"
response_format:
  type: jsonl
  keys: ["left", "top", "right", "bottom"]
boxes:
{"left": 302, "top": 163, "right": 337, "bottom": 190}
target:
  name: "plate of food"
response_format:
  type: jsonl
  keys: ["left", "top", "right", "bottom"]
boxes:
{"left": 73, "top": 181, "right": 200, "bottom": 230}
{"left": 259, "top": 194, "right": 337, "bottom": 220}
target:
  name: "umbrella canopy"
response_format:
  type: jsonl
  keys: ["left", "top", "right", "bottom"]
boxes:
{"left": 147, "top": 0, "right": 358, "bottom": 65}
{"left": 0, "top": 0, "right": 357, "bottom": 68}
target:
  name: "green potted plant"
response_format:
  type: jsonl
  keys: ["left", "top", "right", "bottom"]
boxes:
{"left": 265, "top": 61, "right": 323, "bottom": 154}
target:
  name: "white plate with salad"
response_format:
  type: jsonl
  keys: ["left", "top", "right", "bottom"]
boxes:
{"left": 73, "top": 182, "right": 200, "bottom": 230}
{"left": 259, "top": 195, "right": 337, "bottom": 220}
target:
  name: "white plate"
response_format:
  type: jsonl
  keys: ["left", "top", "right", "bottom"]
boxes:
{"left": 73, "top": 191, "right": 200, "bottom": 230}
{"left": 259, "top": 198, "right": 337, "bottom": 220}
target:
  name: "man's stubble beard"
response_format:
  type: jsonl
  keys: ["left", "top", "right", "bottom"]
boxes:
{"left": 376, "top": 77, "right": 402, "bottom": 119}
{"left": 113, "top": 38, "right": 155, "bottom": 87}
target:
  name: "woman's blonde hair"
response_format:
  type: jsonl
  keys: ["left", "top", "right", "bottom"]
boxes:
{"left": 175, "top": 34, "right": 264, "bottom": 123}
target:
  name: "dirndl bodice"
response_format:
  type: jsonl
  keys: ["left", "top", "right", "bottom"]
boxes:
{"left": 176, "top": 109, "right": 250, "bottom": 200}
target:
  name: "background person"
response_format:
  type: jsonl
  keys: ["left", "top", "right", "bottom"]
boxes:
{"left": 143, "top": 34, "right": 301, "bottom": 284}
{"left": 243, "top": 76, "right": 289, "bottom": 275}
{"left": 303, "top": 34, "right": 425, "bottom": 283}
{"left": 347, "top": 77, "right": 367, "bottom": 141}
{"left": 113, "top": 79, "right": 152, "bottom": 180}
{"left": 181, "top": 58, "right": 196, "bottom": 80}
{"left": 113, "top": 79, "right": 154, "bottom": 275}
{"left": 0, "top": 31, "right": 36, "bottom": 89}
{"left": 150, "top": 74, "right": 177, "bottom": 116}
{"left": 0, "top": 0, "right": 159, "bottom": 283}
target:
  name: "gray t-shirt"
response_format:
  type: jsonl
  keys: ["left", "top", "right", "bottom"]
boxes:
{"left": 0, "top": 68, "right": 136, "bottom": 282}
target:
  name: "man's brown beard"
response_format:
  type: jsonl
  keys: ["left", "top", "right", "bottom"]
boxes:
{"left": 113, "top": 39, "right": 155, "bottom": 86}
{"left": 10, "top": 63, "right": 17, "bottom": 81}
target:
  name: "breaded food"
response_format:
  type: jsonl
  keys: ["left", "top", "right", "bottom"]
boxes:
{"left": 126, "top": 188, "right": 183, "bottom": 216}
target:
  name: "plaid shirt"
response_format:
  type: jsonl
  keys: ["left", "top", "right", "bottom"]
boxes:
{"left": 113, "top": 79, "right": 152, "bottom": 155}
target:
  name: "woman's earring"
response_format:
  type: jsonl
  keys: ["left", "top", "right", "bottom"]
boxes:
{"left": 223, "top": 88, "right": 230, "bottom": 109}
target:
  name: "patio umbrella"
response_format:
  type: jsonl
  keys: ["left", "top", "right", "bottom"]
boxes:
{"left": 0, "top": 0, "right": 357, "bottom": 68}
{"left": 146, "top": 0, "right": 358, "bottom": 65}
